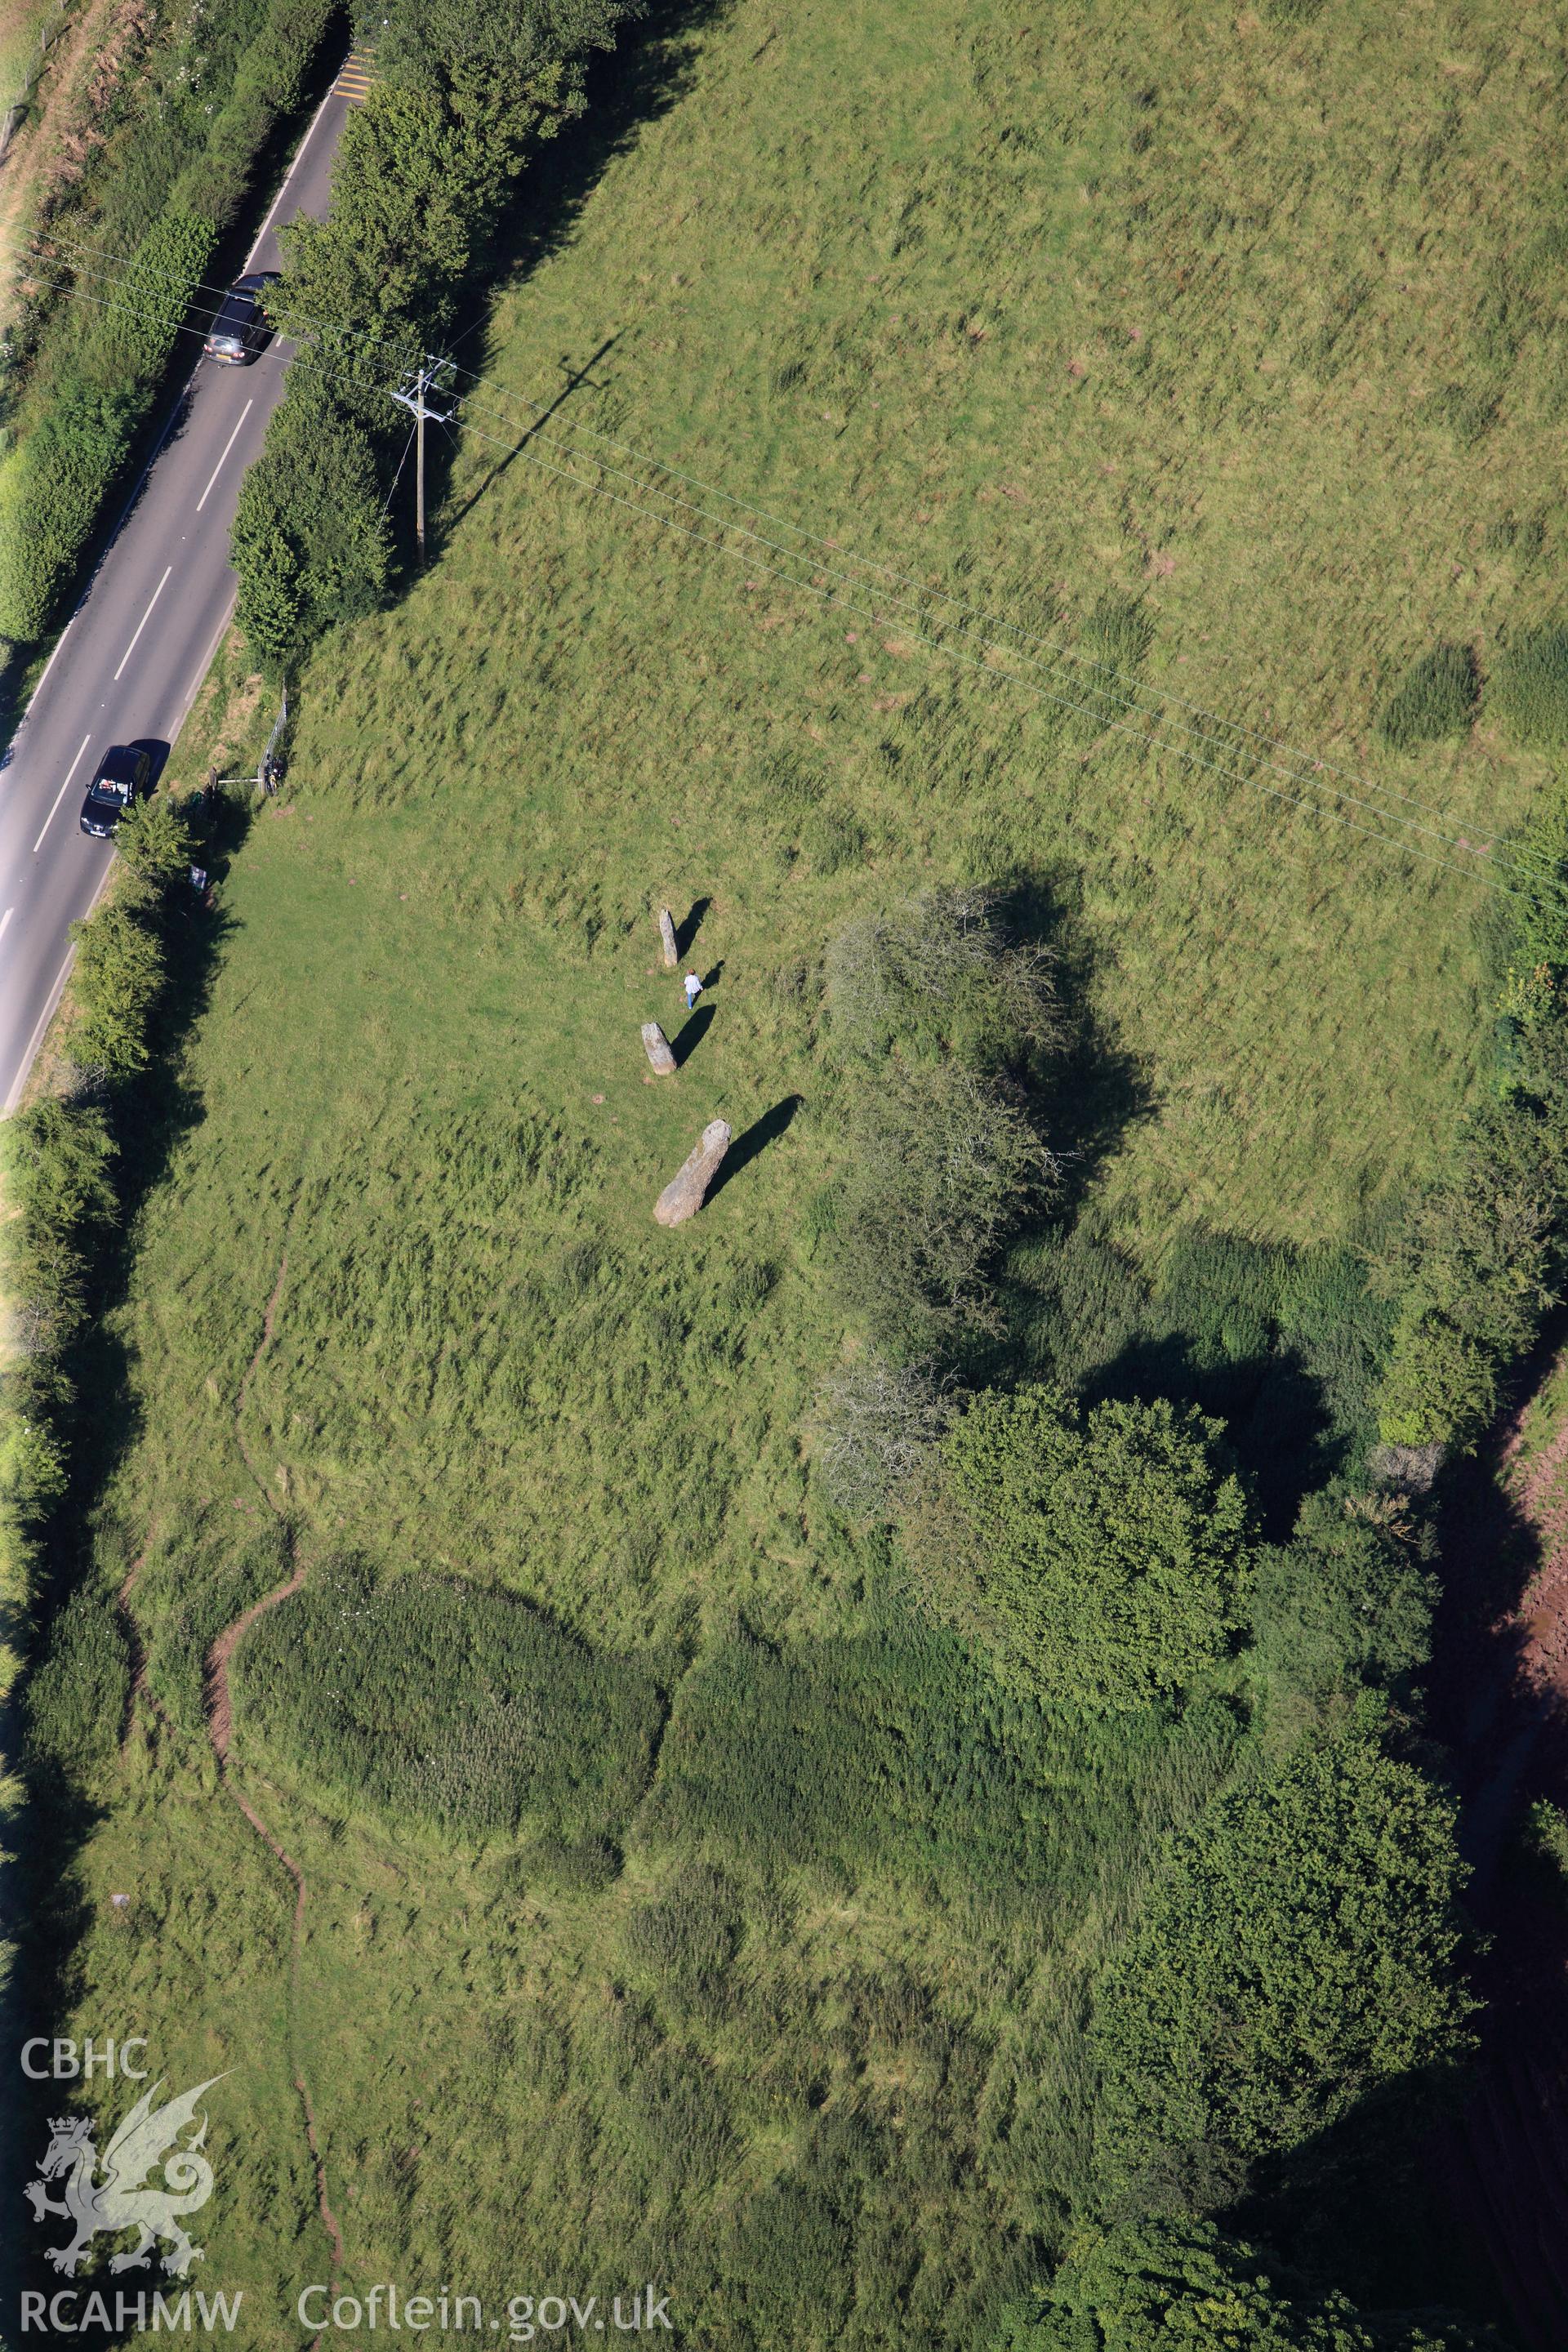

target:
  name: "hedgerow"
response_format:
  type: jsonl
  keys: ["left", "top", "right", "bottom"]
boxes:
{"left": 231, "top": 0, "right": 645, "bottom": 669}
{"left": 1, "top": 795, "right": 193, "bottom": 1804}
{"left": 0, "top": 0, "right": 338, "bottom": 642}
{"left": 1370, "top": 786, "right": 1568, "bottom": 1453}
{"left": 799, "top": 862, "right": 1483, "bottom": 2304}
{"left": 231, "top": 372, "right": 390, "bottom": 670}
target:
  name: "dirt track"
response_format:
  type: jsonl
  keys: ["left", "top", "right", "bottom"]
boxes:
{"left": 120, "top": 1235, "right": 345, "bottom": 2305}
{"left": 204, "top": 1558, "right": 305, "bottom": 1760}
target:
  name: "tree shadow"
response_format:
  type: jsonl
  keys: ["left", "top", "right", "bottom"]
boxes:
{"left": 1201, "top": 1316, "right": 1568, "bottom": 2349}
{"left": 1214, "top": 2056, "right": 1518, "bottom": 2336}
{"left": 707, "top": 1094, "right": 803, "bottom": 1198}
{"left": 1094, "top": 1330, "right": 1336, "bottom": 1539}
{"left": 1104, "top": 1913, "right": 1565, "bottom": 2339}
{"left": 996, "top": 868, "right": 1156, "bottom": 1220}
{"left": 1362, "top": 1323, "right": 1568, "bottom": 2352}
{"left": 671, "top": 1003, "right": 714, "bottom": 1067}
{"left": 0, "top": 641, "right": 29, "bottom": 760}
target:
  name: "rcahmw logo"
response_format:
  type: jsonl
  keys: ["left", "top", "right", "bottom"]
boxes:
{"left": 22, "top": 2065, "right": 237, "bottom": 2314}
{"left": 20, "top": 2289, "right": 243, "bottom": 2335}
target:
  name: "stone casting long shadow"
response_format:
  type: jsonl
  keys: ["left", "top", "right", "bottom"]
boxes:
{"left": 672, "top": 1004, "right": 714, "bottom": 1067}
{"left": 676, "top": 896, "right": 712, "bottom": 960}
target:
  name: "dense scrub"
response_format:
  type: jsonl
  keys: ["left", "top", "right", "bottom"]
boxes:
{"left": 236, "top": 1560, "right": 669, "bottom": 1844}
{"left": 647, "top": 1619, "right": 1241, "bottom": 1904}
{"left": 1090, "top": 1725, "right": 1475, "bottom": 2210}
{"left": 1370, "top": 785, "right": 1568, "bottom": 1454}
{"left": 1489, "top": 626, "right": 1568, "bottom": 751}
{"left": 996, "top": 2219, "right": 1503, "bottom": 2350}
{"left": 906, "top": 1388, "right": 1250, "bottom": 1710}
{"left": 1378, "top": 644, "right": 1478, "bottom": 752}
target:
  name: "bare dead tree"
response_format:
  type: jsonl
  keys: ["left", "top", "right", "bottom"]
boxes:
{"left": 826, "top": 886, "right": 1062, "bottom": 1064}
{"left": 810, "top": 1352, "right": 960, "bottom": 1519}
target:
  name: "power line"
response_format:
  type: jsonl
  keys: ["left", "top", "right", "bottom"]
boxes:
{"left": 437, "top": 408, "right": 1561, "bottom": 907}
{"left": 13, "top": 252, "right": 403, "bottom": 412}
{"left": 380, "top": 420, "right": 417, "bottom": 518}
{"left": 24, "top": 225, "right": 1558, "bottom": 886}
{"left": 427, "top": 373, "right": 1561, "bottom": 886}
{"left": 447, "top": 368, "right": 1542, "bottom": 868}
{"left": 20, "top": 247, "right": 1568, "bottom": 911}
{"left": 440, "top": 380, "right": 1553, "bottom": 889}
{"left": 389, "top": 355, "right": 455, "bottom": 560}
{"left": 25, "top": 220, "right": 1561, "bottom": 880}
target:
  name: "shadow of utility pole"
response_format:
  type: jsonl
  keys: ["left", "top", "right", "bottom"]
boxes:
{"left": 444, "top": 335, "right": 620, "bottom": 529}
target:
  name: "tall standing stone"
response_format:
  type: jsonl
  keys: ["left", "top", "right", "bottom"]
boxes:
{"left": 642, "top": 1021, "right": 677, "bottom": 1075}
{"left": 654, "top": 1120, "right": 732, "bottom": 1225}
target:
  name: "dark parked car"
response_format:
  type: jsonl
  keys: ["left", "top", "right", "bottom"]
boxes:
{"left": 79, "top": 745, "right": 152, "bottom": 838}
{"left": 203, "top": 272, "right": 281, "bottom": 366}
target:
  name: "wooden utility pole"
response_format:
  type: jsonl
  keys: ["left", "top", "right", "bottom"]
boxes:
{"left": 390, "top": 356, "right": 453, "bottom": 565}
{"left": 415, "top": 374, "right": 426, "bottom": 561}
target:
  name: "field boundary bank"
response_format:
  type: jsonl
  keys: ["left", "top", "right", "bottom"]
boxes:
{"left": 0, "top": 0, "right": 75, "bottom": 167}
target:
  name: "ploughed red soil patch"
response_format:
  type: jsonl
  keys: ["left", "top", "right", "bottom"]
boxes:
{"left": 1512, "top": 1423, "right": 1568, "bottom": 1687}
{"left": 1432, "top": 1359, "right": 1568, "bottom": 2350}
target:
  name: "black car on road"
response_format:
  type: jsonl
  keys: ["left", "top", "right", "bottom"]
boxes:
{"left": 203, "top": 272, "right": 282, "bottom": 366}
{"left": 79, "top": 745, "right": 152, "bottom": 838}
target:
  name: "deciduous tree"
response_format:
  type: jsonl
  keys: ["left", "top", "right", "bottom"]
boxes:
{"left": 907, "top": 1384, "right": 1249, "bottom": 1710}
{"left": 1091, "top": 1726, "right": 1475, "bottom": 2206}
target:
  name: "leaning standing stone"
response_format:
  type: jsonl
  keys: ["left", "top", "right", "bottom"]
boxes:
{"left": 658, "top": 907, "right": 679, "bottom": 968}
{"left": 654, "top": 1120, "right": 732, "bottom": 1225}
{"left": 642, "top": 1021, "right": 677, "bottom": 1075}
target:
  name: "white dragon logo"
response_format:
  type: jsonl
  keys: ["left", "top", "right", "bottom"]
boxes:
{"left": 24, "top": 2076, "right": 225, "bottom": 2278}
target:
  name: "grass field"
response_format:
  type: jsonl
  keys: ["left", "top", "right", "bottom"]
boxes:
{"left": 28, "top": 0, "right": 1568, "bottom": 2339}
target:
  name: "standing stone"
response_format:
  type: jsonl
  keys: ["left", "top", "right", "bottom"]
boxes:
{"left": 654, "top": 1120, "right": 732, "bottom": 1226}
{"left": 642, "top": 1021, "right": 677, "bottom": 1076}
{"left": 658, "top": 907, "right": 679, "bottom": 968}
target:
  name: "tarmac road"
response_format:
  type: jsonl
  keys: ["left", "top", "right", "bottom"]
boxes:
{"left": 0, "top": 51, "right": 366, "bottom": 1113}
